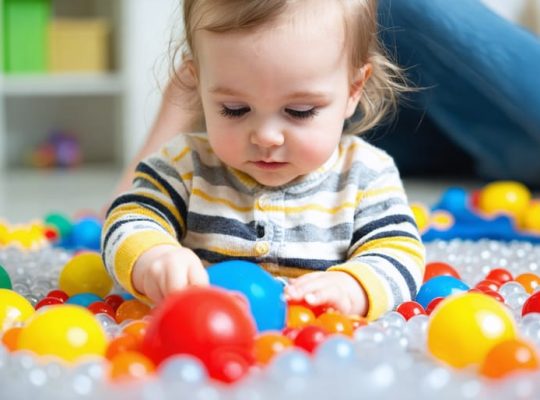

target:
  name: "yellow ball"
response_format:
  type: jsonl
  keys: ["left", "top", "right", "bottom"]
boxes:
{"left": 0, "top": 289, "right": 35, "bottom": 331}
{"left": 478, "top": 181, "right": 531, "bottom": 223}
{"left": 17, "top": 305, "right": 107, "bottom": 362}
{"left": 410, "top": 203, "right": 430, "bottom": 233}
{"left": 522, "top": 200, "right": 540, "bottom": 233}
{"left": 59, "top": 252, "right": 113, "bottom": 298}
{"left": 427, "top": 293, "right": 517, "bottom": 368}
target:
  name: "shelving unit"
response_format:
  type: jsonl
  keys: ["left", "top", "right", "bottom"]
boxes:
{"left": 0, "top": 0, "right": 125, "bottom": 170}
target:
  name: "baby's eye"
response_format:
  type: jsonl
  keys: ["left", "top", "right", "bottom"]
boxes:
{"left": 285, "top": 107, "right": 318, "bottom": 120}
{"left": 220, "top": 105, "right": 250, "bottom": 118}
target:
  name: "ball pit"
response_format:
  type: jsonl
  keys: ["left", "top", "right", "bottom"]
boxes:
{"left": 2, "top": 181, "right": 540, "bottom": 398}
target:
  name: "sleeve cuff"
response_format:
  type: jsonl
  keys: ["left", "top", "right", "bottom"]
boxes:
{"left": 114, "top": 230, "right": 181, "bottom": 304}
{"left": 328, "top": 262, "right": 389, "bottom": 321}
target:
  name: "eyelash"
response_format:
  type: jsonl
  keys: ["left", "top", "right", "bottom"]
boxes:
{"left": 220, "top": 106, "right": 318, "bottom": 120}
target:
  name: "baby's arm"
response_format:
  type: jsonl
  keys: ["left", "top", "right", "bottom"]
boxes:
{"left": 102, "top": 140, "right": 203, "bottom": 302}
{"left": 287, "top": 158, "right": 425, "bottom": 320}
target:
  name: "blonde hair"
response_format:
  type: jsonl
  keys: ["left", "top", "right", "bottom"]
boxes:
{"left": 173, "top": 0, "right": 409, "bottom": 135}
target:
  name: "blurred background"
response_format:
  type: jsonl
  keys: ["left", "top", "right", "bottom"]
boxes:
{"left": 0, "top": 0, "right": 538, "bottom": 223}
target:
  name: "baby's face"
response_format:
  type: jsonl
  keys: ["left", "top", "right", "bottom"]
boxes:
{"left": 194, "top": 1, "right": 366, "bottom": 187}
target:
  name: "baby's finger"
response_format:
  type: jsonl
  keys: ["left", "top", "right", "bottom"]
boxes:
{"left": 289, "top": 273, "right": 329, "bottom": 297}
{"left": 306, "top": 286, "right": 352, "bottom": 314}
{"left": 188, "top": 263, "right": 209, "bottom": 286}
{"left": 163, "top": 265, "right": 188, "bottom": 294}
{"left": 143, "top": 277, "right": 165, "bottom": 304}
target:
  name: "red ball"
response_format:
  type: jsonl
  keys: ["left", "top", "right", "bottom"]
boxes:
{"left": 522, "top": 291, "right": 540, "bottom": 316}
{"left": 396, "top": 301, "right": 426, "bottom": 320}
{"left": 425, "top": 297, "right": 445, "bottom": 315}
{"left": 293, "top": 325, "right": 329, "bottom": 353}
{"left": 485, "top": 268, "right": 514, "bottom": 285}
{"left": 475, "top": 279, "right": 501, "bottom": 292}
{"left": 88, "top": 301, "right": 116, "bottom": 319}
{"left": 423, "top": 262, "right": 461, "bottom": 283}
{"left": 141, "top": 286, "right": 256, "bottom": 383}
{"left": 35, "top": 296, "right": 63, "bottom": 310}
{"left": 104, "top": 294, "right": 125, "bottom": 312}
{"left": 46, "top": 289, "right": 69, "bottom": 302}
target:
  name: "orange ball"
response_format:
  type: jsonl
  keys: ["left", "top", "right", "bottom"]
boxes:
{"left": 2, "top": 327, "right": 22, "bottom": 352}
{"left": 479, "top": 338, "right": 539, "bottom": 379}
{"left": 106, "top": 334, "right": 141, "bottom": 360}
{"left": 115, "top": 300, "right": 151, "bottom": 323}
{"left": 316, "top": 312, "right": 354, "bottom": 337}
{"left": 514, "top": 273, "right": 540, "bottom": 294}
{"left": 287, "top": 305, "right": 315, "bottom": 329}
{"left": 122, "top": 320, "right": 149, "bottom": 342}
{"left": 254, "top": 332, "right": 293, "bottom": 365}
{"left": 109, "top": 351, "right": 155, "bottom": 381}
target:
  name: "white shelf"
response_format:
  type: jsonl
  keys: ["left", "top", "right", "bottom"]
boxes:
{"left": 2, "top": 73, "right": 125, "bottom": 97}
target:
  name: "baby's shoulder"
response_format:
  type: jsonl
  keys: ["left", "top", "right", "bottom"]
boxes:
{"left": 340, "top": 135, "right": 396, "bottom": 170}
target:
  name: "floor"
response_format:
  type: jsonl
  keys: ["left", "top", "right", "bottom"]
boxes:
{"left": 0, "top": 166, "right": 487, "bottom": 224}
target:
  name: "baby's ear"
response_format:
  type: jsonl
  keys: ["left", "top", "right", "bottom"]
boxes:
{"left": 181, "top": 58, "right": 199, "bottom": 86}
{"left": 345, "top": 63, "right": 372, "bottom": 119}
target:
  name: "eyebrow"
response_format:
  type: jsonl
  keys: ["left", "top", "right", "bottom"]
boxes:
{"left": 209, "top": 86, "right": 329, "bottom": 100}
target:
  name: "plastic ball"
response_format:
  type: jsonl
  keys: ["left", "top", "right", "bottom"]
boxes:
{"left": 423, "top": 261, "right": 461, "bottom": 282}
{"left": 427, "top": 293, "right": 517, "bottom": 368}
{"left": 71, "top": 217, "right": 102, "bottom": 251}
{"left": 415, "top": 276, "right": 469, "bottom": 309}
{"left": 485, "top": 268, "right": 513, "bottom": 285}
{"left": 0, "top": 288, "right": 35, "bottom": 331}
{"left": 141, "top": 286, "right": 256, "bottom": 382}
{"left": 315, "top": 312, "right": 354, "bottom": 337}
{"left": 396, "top": 301, "right": 427, "bottom": 320}
{"left": 44, "top": 212, "right": 72, "bottom": 239}
{"left": 479, "top": 338, "right": 539, "bottom": 379}
{"left": 115, "top": 299, "right": 151, "bottom": 323}
{"left": 522, "top": 291, "right": 540, "bottom": 316}
{"left": 436, "top": 187, "right": 469, "bottom": 216}
{"left": 0, "top": 264, "right": 12, "bottom": 289}
{"left": 17, "top": 305, "right": 107, "bottom": 362}
{"left": 47, "top": 289, "right": 69, "bottom": 302}
{"left": 59, "top": 252, "right": 113, "bottom": 298}
{"left": 106, "top": 334, "right": 140, "bottom": 360}
{"left": 477, "top": 181, "right": 531, "bottom": 222}
{"left": 287, "top": 304, "right": 316, "bottom": 329}
{"left": 522, "top": 200, "right": 540, "bottom": 233}
{"left": 35, "top": 296, "right": 63, "bottom": 310}
{"left": 514, "top": 273, "right": 540, "bottom": 294}
{"left": 65, "top": 293, "right": 102, "bottom": 307}
{"left": 208, "top": 260, "right": 286, "bottom": 332}
{"left": 254, "top": 332, "right": 293, "bottom": 365}
{"left": 294, "top": 325, "right": 329, "bottom": 353}
{"left": 109, "top": 351, "right": 155, "bottom": 381}
{"left": 2, "top": 326, "right": 22, "bottom": 351}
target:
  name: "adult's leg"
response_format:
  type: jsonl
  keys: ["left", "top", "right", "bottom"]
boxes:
{"left": 376, "top": 0, "right": 540, "bottom": 186}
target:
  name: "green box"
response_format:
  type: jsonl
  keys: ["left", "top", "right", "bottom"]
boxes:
{"left": 2, "top": 0, "right": 51, "bottom": 73}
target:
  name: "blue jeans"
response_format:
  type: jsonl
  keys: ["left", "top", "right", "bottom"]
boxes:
{"left": 373, "top": 0, "right": 540, "bottom": 186}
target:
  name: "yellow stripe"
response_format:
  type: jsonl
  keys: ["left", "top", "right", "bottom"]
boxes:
{"left": 193, "top": 188, "right": 254, "bottom": 212}
{"left": 172, "top": 146, "right": 190, "bottom": 162}
{"left": 351, "top": 236, "right": 424, "bottom": 264}
{"left": 104, "top": 204, "right": 176, "bottom": 237}
{"left": 181, "top": 172, "right": 193, "bottom": 181}
{"left": 206, "top": 245, "right": 259, "bottom": 258}
{"left": 362, "top": 186, "right": 402, "bottom": 199}
{"left": 139, "top": 191, "right": 186, "bottom": 233}
{"left": 135, "top": 171, "right": 169, "bottom": 197}
{"left": 328, "top": 262, "right": 389, "bottom": 321}
{"left": 114, "top": 230, "right": 180, "bottom": 305}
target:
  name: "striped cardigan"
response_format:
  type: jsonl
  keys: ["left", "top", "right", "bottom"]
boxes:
{"left": 102, "top": 133, "right": 425, "bottom": 320}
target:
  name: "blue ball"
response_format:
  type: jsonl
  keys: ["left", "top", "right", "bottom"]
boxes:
{"left": 207, "top": 260, "right": 286, "bottom": 332}
{"left": 65, "top": 292, "right": 102, "bottom": 307}
{"left": 71, "top": 217, "right": 102, "bottom": 251}
{"left": 415, "top": 275, "right": 470, "bottom": 309}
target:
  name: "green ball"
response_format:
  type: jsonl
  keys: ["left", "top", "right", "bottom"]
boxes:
{"left": 44, "top": 212, "right": 73, "bottom": 238}
{"left": 0, "top": 264, "right": 12, "bottom": 290}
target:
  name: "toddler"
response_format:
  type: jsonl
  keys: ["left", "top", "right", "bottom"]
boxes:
{"left": 102, "top": 0, "right": 425, "bottom": 320}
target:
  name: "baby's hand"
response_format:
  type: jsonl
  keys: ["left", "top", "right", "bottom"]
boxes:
{"left": 285, "top": 271, "right": 367, "bottom": 316}
{"left": 132, "top": 245, "right": 208, "bottom": 303}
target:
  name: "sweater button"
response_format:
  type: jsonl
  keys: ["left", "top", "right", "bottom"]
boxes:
{"left": 255, "top": 241, "right": 270, "bottom": 256}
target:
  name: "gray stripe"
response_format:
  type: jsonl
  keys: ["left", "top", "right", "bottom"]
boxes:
{"left": 355, "top": 197, "right": 406, "bottom": 219}
{"left": 371, "top": 262, "right": 405, "bottom": 305}
{"left": 284, "top": 222, "right": 353, "bottom": 242}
